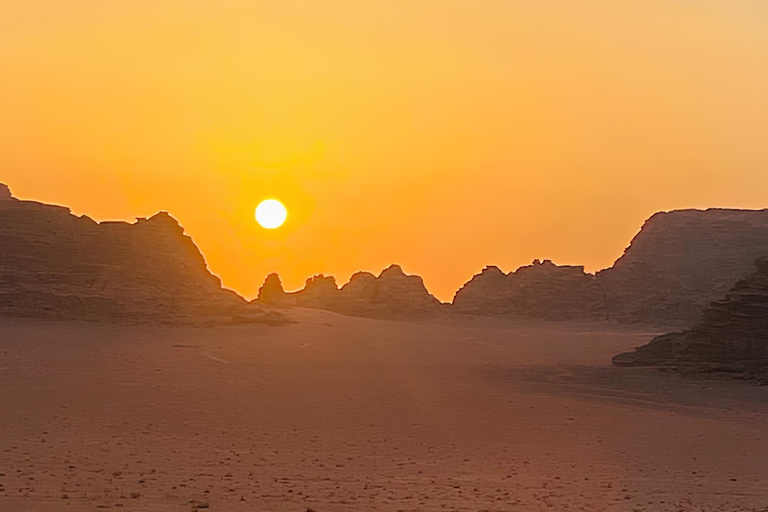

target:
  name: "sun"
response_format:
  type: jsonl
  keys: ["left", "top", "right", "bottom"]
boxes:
{"left": 255, "top": 199, "right": 288, "bottom": 229}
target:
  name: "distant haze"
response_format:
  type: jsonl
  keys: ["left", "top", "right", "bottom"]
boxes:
{"left": 3, "top": 1, "right": 768, "bottom": 301}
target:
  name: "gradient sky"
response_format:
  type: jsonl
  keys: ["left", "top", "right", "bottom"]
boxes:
{"left": 2, "top": 1, "right": 768, "bottom": 301}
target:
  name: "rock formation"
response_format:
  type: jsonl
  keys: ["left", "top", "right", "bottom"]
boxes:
{"left": 453, "top": 260, "right": 605, "bottom": 320}
{"left": 336, "top": 265, "right": 443, "bottom": 318}
{"left": 598, "top": 209, "right": 768, "bottom": 323}
{"left": 256, "top": 265, "right": 443, "bottom": 319}
{"left": 294, "top": 274, "right": 339, "bottom": 309}
{"left": 613, "top": 257, "right": 768, "bottom": 382}
{"left": 0, "top": 183, "right": 12, "bottom": 201}
{"left": 256, "top": 273, "right": 294, "bottom": 306}
{"left": 0, "top": 184, "right": 281, "bottom": 325}
{"left": 9, "top": 180, "right": 768, "bottom": 328}
{"left": 453, "top": 209, "right": 768, "bottom": 325}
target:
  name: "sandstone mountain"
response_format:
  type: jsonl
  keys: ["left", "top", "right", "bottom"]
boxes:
{"left": 256, "top": 265, "right": 444, "bottom": 319}
{"left": 0, "top": 184, "right": 280, "bottom": 325}
{"left": 6, "top": 181, "right": 768, "bottom": 328}
{"left": 598, "top": 209, "right": 768, "bottom": 323}
{"left": 453, "top": 209, "right": 768, "bottom": 325}
{"left": 613, "top": 257, "right": 768, "bottom": 382}
{"left": 453, "top": 260, "right": 605, "bottom": 320}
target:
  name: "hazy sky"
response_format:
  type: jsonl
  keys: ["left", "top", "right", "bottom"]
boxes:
{"left": 2, "top": 1, "right": 768, "bottom": 301}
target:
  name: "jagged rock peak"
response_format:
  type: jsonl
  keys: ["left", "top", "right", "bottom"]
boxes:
{"left": 0, "top": 183, "right": 14, "bottom": 201}
{"left": 379, "top": 264, "right": 407, "bottom": 278}
{"left": 481, "top": 265, "right": 506, "bottom": 275}
{"left": 138, "top": 211, "right": 185, "bottom": 231}
{"left": 257, "top": 273, "right": 286, "bottom": 303}
{"left": 304, "top": 274, "right": 338, "bottom": 289}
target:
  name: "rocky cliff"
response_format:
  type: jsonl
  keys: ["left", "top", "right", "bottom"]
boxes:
{"left": 598, "top": 209, "right": 768, "bottom": 323}
{"left": 0, "top": 184, "right": 278, "bottom": 325}
{"left": 256, "top": 265, "right": 444, "bottom": 319}
{"left": 337, "top": 265, "right": 444, "bottom": 318}
{"left": 453, "top": 209, "right": 768, "bottom": 325}
{"left": 613, "top": 257, "right": 768, "bottom": 382}
{"left": 453, "top": 260, "right": 605, "bottom": 320}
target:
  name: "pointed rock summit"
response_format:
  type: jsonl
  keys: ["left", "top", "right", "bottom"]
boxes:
{"left": 256, "top": 265, "right": 443, "bottom": 319}
{"left": 257, "top": 273, "right": 288, "bottom": 305}
{"left": 0, "top": 183, "right": 15, "bottom": 202}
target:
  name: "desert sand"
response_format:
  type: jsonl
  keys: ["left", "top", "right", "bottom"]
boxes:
{"left": 2, "top": 312, "right": 767, "bottom": 511}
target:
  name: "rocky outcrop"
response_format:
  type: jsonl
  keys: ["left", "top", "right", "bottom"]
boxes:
{"left": 295, "top": 274, "right": 339, "bottom": 309}
{"left": 336, "top": 265, "right": 443, "bottom": 318}
{"left": 256, "top": 265, "right": 443, "bottom": 319}
{"left": 453, "top": 260, "right": 605, "bottom": 320}
{"left": 0, "top": 184, "right": 13, "bottom": 201}
{"left": 451, "top": 266, "right": 508, "bottom": 315}
{"left": 613, "top": 258, "right": 768, "bottom": 382}
{"left": 598, "top": 209, "right": 768, "bottom": 323}
{"left": 257, "top": 273, "right": 340, "bottom": 309}
{"left": 256, "top": 273, "right": 294, "bottom": 306}
{"left": 0, "top": 184, "right": 282, "bottom": 325}
{"left": 452, "top": 209, "right": 768, "bottom": 325}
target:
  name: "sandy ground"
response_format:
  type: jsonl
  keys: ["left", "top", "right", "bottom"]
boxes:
{"left": 1, "top": 311, "right": 768, "bottom": 512}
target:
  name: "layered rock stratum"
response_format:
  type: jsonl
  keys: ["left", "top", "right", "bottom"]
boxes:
{"left": 0, "top": 184, "right": 280, "bottom": 325}
{"left": 257, "top": 265, "right": 444, "bottom": 319}
{"left": 598, "top": 209, "right": 768, "bottom": 323}
{"left": 612, "top": 257, "right": 768, "bottom": 381}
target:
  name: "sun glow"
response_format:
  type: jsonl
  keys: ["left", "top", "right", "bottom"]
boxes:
{"left": 255, "top": 199, "right": 288, "bottom": 229}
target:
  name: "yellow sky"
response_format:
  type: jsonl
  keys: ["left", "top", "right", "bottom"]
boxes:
{"left": 2, "top": 0, "right": 768, "bottom": 301}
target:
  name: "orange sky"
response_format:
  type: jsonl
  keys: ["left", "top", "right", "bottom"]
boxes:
{"left": 2, "top": 1, "right": 768, "bottom": 301}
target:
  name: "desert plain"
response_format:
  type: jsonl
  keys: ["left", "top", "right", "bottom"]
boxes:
{"left": 2, "top": 311, "right": 767, "bottom": 512}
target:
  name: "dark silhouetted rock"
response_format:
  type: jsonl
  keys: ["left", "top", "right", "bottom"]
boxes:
{"left": 294, "top": 274, "right": 339, "bottom": 309}
{"left": 613, "top": 257, "right": 768, "bottom": 382}
{"left": 452, "top": 209, "right": 768, "bottom": 325}
{"left": 0, "top": 184, "right": 14, "bottom": 202}
{"left": 335, "top": 265, "right": 443, "bottom": 318}
{"left": 257, "top": 273, "right": 293, "bottom": 306}
{"left": 454, "top": 260, "right": 605, "bottom": 320}
{"left": 255, "top": 265, "right": 443, "bottom": 319}
{"left": 256, "top": 273, "right": 340, "bottom": 309}
{"left": 0, "top": 184, "right": 281, "bottom": 325}
{"left": 451, "top": 266, "right": 508, "bottom": 315}
{"left": 598, "top": 209, "right": 768, "bottom": 324}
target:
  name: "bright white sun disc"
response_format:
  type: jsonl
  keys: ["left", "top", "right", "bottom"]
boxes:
{"left": 255, "top": 199, "right": 287, "bottom": 229}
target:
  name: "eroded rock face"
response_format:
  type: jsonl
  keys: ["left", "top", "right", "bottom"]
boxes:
{"left": 598, "top": 209, "right": 768, "bottom": 323}
{"left": 453, "top": 209, "right": 768, "bottom": 325}
{"left": 295, "top": 275, "right": 339, "bottom": 309}
{"left": 0, "top": 184, "right": 277, "bottom": 325}
{"left": 255, "top": 265, "right": 443, "bottom": 319}
{"left": 613, "top": 258, "right": 768, "bottom": 382}
{"left": 0, "top": 184, "right": 14, "bottom": 201}
{"left": 257, "top": 273, "right": 293, "bottom": 306}
{"left": 256, "top": 273, "right": 340, "bottom": 309}
{"left": 454, "top": 260, "right": 605, "bottom": 320}
{"left": 336, "top": 265, "right": 443, "bottom": 318}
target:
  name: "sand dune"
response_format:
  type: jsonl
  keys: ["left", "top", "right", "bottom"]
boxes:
{"left": 1, "top": 313, "right": 767, "bottom": 511}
